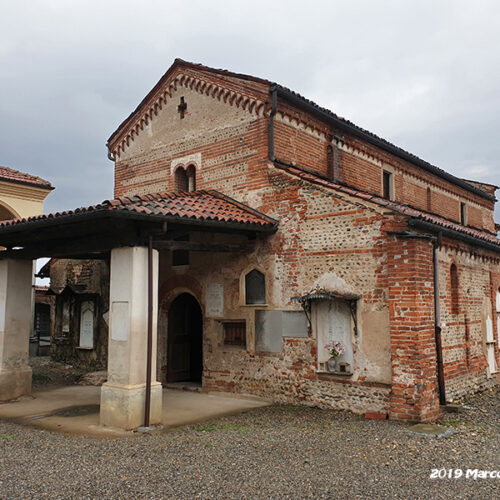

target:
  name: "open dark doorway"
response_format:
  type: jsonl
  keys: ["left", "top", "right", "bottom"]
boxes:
{"left": 167, "top": 293, "right": 203, "bottom": 383}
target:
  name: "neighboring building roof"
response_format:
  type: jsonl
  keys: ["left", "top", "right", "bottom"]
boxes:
{"left": 275, "top": 162, "right": 500, "bottom": 250}
{"left": 36, "top": 259, "right": 53, "bottom": 279}
{"left": 107, "top": 59, "right": 495, "bottom": 201}
{"left": 0, "top": 166, "right": 53, "bottom": 190}
{"left": 0, "top": 190, "right": 278, "bottom": 232}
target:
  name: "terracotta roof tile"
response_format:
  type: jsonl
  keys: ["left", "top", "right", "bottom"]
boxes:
{"left": 275, "top": 163, "right": 500, "bottom": 248}
{"left": 0, "top": 190, "right": 278, "bottom": 230}
{"left": 0, "top": 166, "right": 53, "bottom": 189}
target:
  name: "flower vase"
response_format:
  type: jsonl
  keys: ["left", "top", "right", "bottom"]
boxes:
{"left": 327, "top": 356, "right": 338, "bottom": 372}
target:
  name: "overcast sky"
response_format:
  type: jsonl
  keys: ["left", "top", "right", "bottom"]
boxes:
{"left": 1, "top": 0, "right": 499, "bottom": 223}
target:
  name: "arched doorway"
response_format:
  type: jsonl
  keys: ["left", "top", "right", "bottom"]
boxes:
{"left": 167, "top": 293, "right": 203, "bottom": 383}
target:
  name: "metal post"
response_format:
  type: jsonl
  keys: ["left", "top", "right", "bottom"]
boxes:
{"left": 433, "top": 236, "right": 446, "bottom": 405}
{"left": 144, "top": 235, "right": 153, "bottom": 427}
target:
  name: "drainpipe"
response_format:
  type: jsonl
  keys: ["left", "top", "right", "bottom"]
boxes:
{"left": 144, "top": 234, "right": 154, "bottom": 427}
{"left": 106, "top": 141, "right": 116, "bottom": 162}
{"left": 268, "top": 86, "right": 278, "bottom": 162}
{"left": 433, "top": 232, "right": 446, "bottom": 405}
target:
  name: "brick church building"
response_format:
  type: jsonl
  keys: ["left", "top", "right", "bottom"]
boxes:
{"left": 0, "top": 59, "right": 498, "bottom": 429}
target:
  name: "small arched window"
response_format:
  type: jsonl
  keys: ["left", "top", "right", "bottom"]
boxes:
{"left": 175, "top": 167, "right": 188, "bottom": 192}
{"left": 426, "top": 187, "right": 432, "bottom": 212}
{"left": 186, "top": 164, "right": 196, "bottom": 192}
{"left": 450, "top": 264, "right": 459, "bottom": 314}
{"left": 174, "top": 165, "right": 196, "bottom": 192}
{"left": 245, "top": 269, "right": 266, "bottom": 305}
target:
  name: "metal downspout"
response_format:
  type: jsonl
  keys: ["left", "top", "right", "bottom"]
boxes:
{"left": 268, "top": 86, "right": 278, "bottom": 162}
{"left": 144, "top": 234, "right": 153, "bottom": 427}
{"left": 433, "top": 232, "right": 446, "bottom": 405}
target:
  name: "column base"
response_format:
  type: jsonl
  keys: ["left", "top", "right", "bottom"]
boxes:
{"left": 0, "top": 366, "right": 32, "bottom": 401}
{"left": 100, "top": 381, "right": 162, "bottom": 430}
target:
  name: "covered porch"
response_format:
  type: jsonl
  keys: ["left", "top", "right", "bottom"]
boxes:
{"left": 0, "top": 190, "right": 277, "bottom": 430}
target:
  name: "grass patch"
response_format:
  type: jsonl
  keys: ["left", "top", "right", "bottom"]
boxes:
{"left": 195, "top": 423, "right": 218, "bottom": 433}
{"left": 444, "top": 418, "right": 462, "bottom": 428}
{"left": 221, "top": 423, "right": 252, "bottom": 434}
{"left": 0, "top": 433, "right": 17, "bottom": 442}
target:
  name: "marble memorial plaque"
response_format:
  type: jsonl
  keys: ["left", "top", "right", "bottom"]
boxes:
{"left": 79, "top": 301, "right": 94, "bottom": 348}
{"left": 205, "top": 283, "right": 224, "bottom": 318}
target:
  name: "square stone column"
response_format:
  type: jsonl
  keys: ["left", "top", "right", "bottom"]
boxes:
{"left": 0, "top": 259, "right": 33, "bottom": 401}
{"left": 100, "top": 246, "right": 162, "bottom": 430}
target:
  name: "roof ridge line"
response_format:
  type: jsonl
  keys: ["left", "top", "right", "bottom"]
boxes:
{"left": 0, "top": 165, "right": 53, "bottom": 190}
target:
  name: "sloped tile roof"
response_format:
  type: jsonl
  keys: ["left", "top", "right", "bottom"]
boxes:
{"left": 108, "top": 59, "right": 494, "bottom": 201}
{"left": 0, "top": 190, "right": 278, "bottom": 230}
{"left": 0, "top": 166, "right": 53, "bottom": 189}
{"left": 275, "top": 162, "right": 500, "bottom": 248}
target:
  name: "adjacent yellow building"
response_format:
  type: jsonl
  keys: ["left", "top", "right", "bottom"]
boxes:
{"left": 0, "top": 165, "right": 53, "bottom": 221}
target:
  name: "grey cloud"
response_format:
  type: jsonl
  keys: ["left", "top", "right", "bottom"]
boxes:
{"left": 0, "top": 0, "right": 499, "bottom": 222}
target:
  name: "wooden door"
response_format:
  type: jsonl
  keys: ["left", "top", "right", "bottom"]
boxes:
{"left": 167, "top": 293, "right": 203, "bottom": 382}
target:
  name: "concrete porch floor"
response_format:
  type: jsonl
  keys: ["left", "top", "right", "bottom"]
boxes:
{"left": 0, "top": 386, "right": 270, "bottom": 437}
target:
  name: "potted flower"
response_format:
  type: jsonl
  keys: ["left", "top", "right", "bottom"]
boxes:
{"left": 324, "top": 340, "right": 346, "bottom": 372}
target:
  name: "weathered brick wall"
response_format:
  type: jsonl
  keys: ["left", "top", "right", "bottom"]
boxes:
{"left": 438, "top": 244, "right": 500, "bottom": 400}
{"left": 155, "top": 171, "right": 394, "bottom": 415}
{"left": 274, "top": 117, "right": 327, "bottom": 174}
{"left": 383, "top": 234, "right": 441, "bottom": 422}
{"left": 271, "top": 102, "right": 495, "bottom": 232}
{"left": 113, "top": 77, "right": 270, "bottom": 204}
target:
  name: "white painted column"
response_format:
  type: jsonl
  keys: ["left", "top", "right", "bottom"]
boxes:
{"left": 100, "top": 246, "right": 162, "bottom": 430}
{"left": 0, "top": 259, "right": 33, "bottom": 400}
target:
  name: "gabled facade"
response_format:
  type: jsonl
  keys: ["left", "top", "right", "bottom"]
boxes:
{"left": 105, "top": 59, "right": 499, "bottom": 422}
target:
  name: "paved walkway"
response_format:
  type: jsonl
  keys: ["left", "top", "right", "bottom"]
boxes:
{"left": 0, "top": 386, "right": 269, "bottom": 437}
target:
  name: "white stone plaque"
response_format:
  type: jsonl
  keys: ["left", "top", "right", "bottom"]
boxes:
{"left": 79, "top": 301, "right": 94, "bottom": 348}
{"left": 111, "top": 301, "right": 129, "bottom": 341}
{"left": 205, "top": 283, "right": 224, "bottom": 318}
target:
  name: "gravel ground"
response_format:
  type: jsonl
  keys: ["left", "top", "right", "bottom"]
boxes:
{"left": 0, "top": 388, "right": 498, "bottom": 499}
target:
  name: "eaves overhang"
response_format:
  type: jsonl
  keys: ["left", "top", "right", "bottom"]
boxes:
{"left": 408, "top": 218, "right": 500, "bottom": 254}
{"left": 273, "top": 86, "right": 496, "bottom": 203}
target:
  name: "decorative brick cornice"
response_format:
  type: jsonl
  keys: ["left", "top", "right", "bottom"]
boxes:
{"left": 275, "top": 112, "right": 327, "bottom": 141}
{"left": 109, "top": 72, "right": 266, "bottom": 158}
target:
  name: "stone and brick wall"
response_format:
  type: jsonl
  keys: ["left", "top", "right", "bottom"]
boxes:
{"left": 152, "top": 170, "right": 398, "bottom": 415}
{"left": 438, "top": 243, "right": 500, "bottom": 400}
{"left": 107, "top": 63, "right": 498, "bottom": 421}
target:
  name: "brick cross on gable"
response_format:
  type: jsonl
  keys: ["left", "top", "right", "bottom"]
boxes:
{"left": 177, "top": 96, "right": 187, "bottom": 119}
